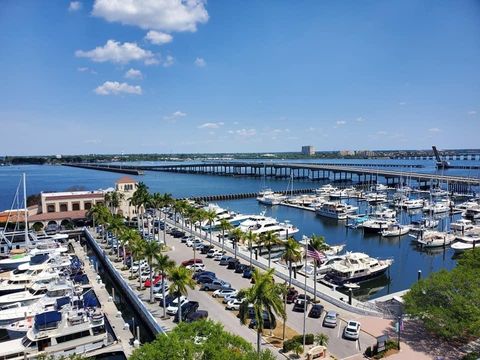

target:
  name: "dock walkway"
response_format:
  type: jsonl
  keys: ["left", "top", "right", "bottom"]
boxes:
{"left": 70, "top": 239, "right": 134, "bottom": 358}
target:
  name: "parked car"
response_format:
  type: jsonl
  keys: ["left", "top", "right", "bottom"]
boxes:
{"left": 201, "top": 245, "right": 214, "bottom": 254}
{"left": 196, "top": 275, "right": 216, "bottom": 285}
{"left": 152, "top": 280, "right": 169, "bottom": 294}
{"left": 234, "top": 263, "right": 248, "bottom": 273}
{"left": 201, "top": 279, "right": 231, "bottom": 291}
{"left": 213, "top": 251, "right": 226, "bottom": 261}
{"left": 193, "top": 242, "right": 205, "bottom": 251}
{"left": 186, "top": 238, "right": 202, "bottom": 247}
{"left": 308, "top": 304, "right": 324, "bottom": 318}
{"left": 192, "top": 271, "right": 216, "bottom": 281}
{"left": 227, "top": 258, "right": 240, "bottom": 270}
{"left": 140, "top": 269, "right": 152, "bottom": 282}
{"left": 322, "top": 311, "right": 338, "bottom": 328}
{"left": 243, "top": 266, "right": 253, "bottom": 279}
{"left": 212, "top": 288, "right": 237, "bottom": 298}
{"left": 181, "top": 235, "right": 193, "bottom": 243}
{"left": 173, "top": 301, "right": 199, "bottom": 323}
{"left": 186, "top": 263, "right": 206, "bottom": 272}
{"left": 249, "top": 311, "right": 276, "bottom": 330}
{"left": 343, "top": 320, "right": 361, "bottom": 340}
{"left": 144, "top": 274, "right": 162, "bottom": 288}
{"left": 181, "top": 258, "right": 204, "bottom": 267}
{"left": 293, "top": 299, "right": 308, "bottom": 312}
{"left": 206, "top": 248, "right": 217, "bottom": 258}
{"left": 226, "top": 298, "right": 244, "bottom": 310}
{"left": 166, "top": 296, "right": 189, "bottom": 315}
{"left": 131, "top": 260, "right": 148, "bottom": 273}
{"left": 219, "top": 255, "right": 232, "bottom": 266}
{"left": 159, "top": 293, "right": 175, "bottom": 307}
{"left": 185, "top": 310, "right": 208, "bottom": 322}
{"left": 297, "top": 294, "right": 312, "bottom": 303}
{"left": 285, "top": 287, "right": 298, "bottom": 304}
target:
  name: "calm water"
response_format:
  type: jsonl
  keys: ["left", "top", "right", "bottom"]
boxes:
{"left": 1, "top": 159, "right": 479, "bottom": 299}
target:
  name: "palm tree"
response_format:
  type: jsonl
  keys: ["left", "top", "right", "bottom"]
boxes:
{"left": 172, "top": 200, "right": 185, "bottom": 229}
{"left": 238, "top": 268, "right": 286, "bottom": 354}
{"left": 204, "top": 209, "right": 217, "bottom": 244}
{"left": 309, "top": 234, "right": 329, "bottom": 302}
{"left": 176, "top": 200, "right": 190, "bottom": 231}
{"left": 242, "top": 230, "right": 258, "bottom": 267}
{"left": 282, "top": 237, "right": 302, "bottom": 286}
{"left": 168, "top": 266, "right": 195, "bottom": 323}
{"left": 130, "top": 237, "right": 146, "bottom": 283}
{"left": 107, "top": 214, "right": 125, "bottom": 260}
{"left": 153, "top": 253, "right": 175, "bottom": 318}
{"left": 129, "top": 182, "right": 149, "bottom": 233}
{"left": 229, "top": 227, "right": 244, "bottom": 259}
{"left": 195, "top": 209, "right": 208, "bottom": 238}
{"left": 105, "top": 191, "right": 124, "bottom": 214}
{"left": 87, "top": 204, "right": 110, "bottom": 237}
{"left": 143, "top": 240, "right": 163, "bottom": 302}
{"left": 218, "top": 219, "right": 232, "bottom": 252}
{"left": 160, "top": 193, "right": 174, "bottom": 245}
{"left": 260, "top": 231, "right": 282, "bottom": 268}
{"left": 314, "top": 333, "right": 329, "bottom": 347}
{"left": 148, "top": 192, "right": 164, "bottom": 243}
{"left": 185, "top": 205, "right": 197, "bottom": 235}
{"left": 119, "top": 228, "right": 136, "bottom": 266}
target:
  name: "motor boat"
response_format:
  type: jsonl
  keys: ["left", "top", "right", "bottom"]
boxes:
{"left": 329, "top": 187, "right": 357, "bottom": 199}
{"left": 314, "top": 184, "right": 337, "bottom": 196}
{"left": 399, "top": 198, "right": 425, "bottom": 210}
{"left": 465, "top": 205, "right": 480, "bottom": 220}
{"left": 430, "top": 188, "right": 449, "bottom": 197}
{"left": 322, "top": 252, "right": 393, "bottom": 285}
{"left": 371, "top": 207, "right": 396, "bottom": 219}
{"left": 0, "top": 267, "right": 60, "bottom": 296}
{"left": 360, "top": 218, "right": 397, "bottom": 233}
{"left": 237, "top": 216, "right": 298, "bottom": 239}
{"left": 409, "top": 218, "right": 439, "bottom": 232}
{"left": 316, "top": 202, "right": 357, "bottom": 220}
{"left": 451, "top": 233, "right": 480, "bottom": 253}
{"left": 450, "top": 219, "right": 475, "bottom": 234}
{"left": 381, "top": 223, "right": 410, "bottom": 237}
{"left": 423, "top": 202, "right": 450, "bottom": 214}
{"left": 0, "top": 307, "right": 110, "bottom": 359}
{"left": 257, "top": 192, "right": 286, "bottom": 205}
{"left": 364, "top": 192, "right": 388, "bottom": 204}
{"left": 415, "top": 230, "right": 455, "bottom": 248}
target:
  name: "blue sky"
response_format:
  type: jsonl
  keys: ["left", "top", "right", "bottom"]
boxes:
{"left": 1, "top": 0, "right": 479, "bottom": 155}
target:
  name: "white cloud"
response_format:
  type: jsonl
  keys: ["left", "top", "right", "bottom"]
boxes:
{"left": 69, "top": 1, "right": 82, "bottom": 12}
{"left": 164, "top": 111, "right": 186, "bottom": 121}
{"left": 231, "top": 128, "right": 256, "bottom": 137}
{"left": 428, "top": 127, "right": 441, "bottom": 133}
{"left": 336, "top": 120, "right": 346, "bottom": 125}
{"left": 77, "top": 67, "right": 97, "bottom": 74}
{"left": 468, "top": 110, "right": 477, "bottom": 116}
{"left": 355, "top": 117, "right": 365, "bottom": 122}
{"left": 124, "top": 68, "right": 143, "bottom": 79}
{"left": 145, "top": 30, "right": 173, "bottom": 45}
{"left": 194, "top": 57, "right": 206, "bottom": 67}
{"left": 92, "top": 0, "right": 209, "bottom": 32}
{"left": 84, "top": 139, "right": 102, "bottom": 144}
{"left": 162, "top": 55, "right": 174, "bottom": 67}
{"left": 198, "top": 122, "right": 224, "bottom": 129}
{"left": 94, "top": 81, "right": 142, "bottom": 96}
{"left": 76, "top": 40, "right": 157, "bottom": 65}
{"left": 399, "top": 101, "right": 406, "bottom": 106}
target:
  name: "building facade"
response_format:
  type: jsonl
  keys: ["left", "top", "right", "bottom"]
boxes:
{"left": 301, "top": 145, "right": 315, "bottom": 156}
{"left": 115, "top": 176, "right": 139, "bottom": 220}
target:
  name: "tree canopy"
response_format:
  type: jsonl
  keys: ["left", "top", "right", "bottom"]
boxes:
{"left": 130, "top": 320, "right": 275, "bottom": 360}
{"left": 404, "top": 249, "right": 480, "bottom": 341}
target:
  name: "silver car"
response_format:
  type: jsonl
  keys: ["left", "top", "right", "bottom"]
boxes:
{"left": 322, "top": 311, "right": 338, "bottom": 328}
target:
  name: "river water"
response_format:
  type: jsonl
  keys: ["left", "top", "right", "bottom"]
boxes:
{"left": 1, "top": 158, "right": 479, "bottom": 300}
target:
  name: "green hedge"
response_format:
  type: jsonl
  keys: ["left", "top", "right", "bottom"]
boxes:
{"left": 283, "top": 334, "right": 314, "bottom": 352}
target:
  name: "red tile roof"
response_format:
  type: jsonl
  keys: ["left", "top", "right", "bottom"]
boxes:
{"left": 116, "top": 176, "right": 137, "bottom": 184}
{"left": 29, "top": 210, "right": 88, "bottom": 222}
{"left": 44, "top": 194, "right": 104, "bottom": 201}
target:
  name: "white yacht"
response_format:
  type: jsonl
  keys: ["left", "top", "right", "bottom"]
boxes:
{"left": 399, "top": 198, "right": 425, "bottom": 210}
{"left": 0, "top": 267, "right": 60, "bottom": 296}
{"left": 430, "top": 188, "right": 449, "bottom": 197}
{"left": 364, "top": 192, "right": 388, "bottom": 204}
{"left": 409, "top": 218, "right": 439, "bottom": 233}
{"left": 329, "top": 187, "right": 357, "bottom": 199}
{"left": 372, "top": 183, "right": 389, "bottom": 192}
{"left": 237, "top": 216, "right": 299, "bottom": 239}
{"left": 323, "top": 252, "right": 393, "bottom": 285}
{"left": 257, "top": 192, "right": 286, "bottom": 205}
{"left": 372, "top": 207, "right": 397, "bottom": 219}
{"left": 450, "top": 219, "right": 475, "bottom": 234}
{"left": 316, "top": 202, "right": 357, "bottom": 220}
{"left": 314, "top": 184, "right": 337, "bottom": 196}
{"left": 423, "top": 202, "right": 450, "bottom": 214}
{"left": 0, "top": 307, "right": 111, "bottom": 359}
{"left": 416, "top": 230, "right": 455, "bottom": 248}
{"left": 465, "top": 205, "right": 480, "bottom": 220}
{"left": 380, "top": 223, "right": 410, "bottom": 237}
{"left": 361, "top": 218, "right": 397, "bottom": 233}
{"left": 451, "top": 233, "right": 480, "bottom": 253}
{"left": 0, "top": 244, "right": 69, "bottom": 272}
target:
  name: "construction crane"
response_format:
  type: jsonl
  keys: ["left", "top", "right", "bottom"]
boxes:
{"left": 432, "top": 146, "right": 450, "bottom": 169}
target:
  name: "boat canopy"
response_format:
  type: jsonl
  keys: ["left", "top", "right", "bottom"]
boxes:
{"left": 34, "top": 310, "right": 61, "bottom": 331}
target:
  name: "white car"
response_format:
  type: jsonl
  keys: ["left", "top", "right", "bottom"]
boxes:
{"left": 140, "top": 269, "right": 152, "bottom": 282}
{"left": 186, "top": 238, "right": 202, "bottom": 247}
{"left": 166, "top": 296, "right": 188, "bottom": 315}
{"left": 193, "top": 242, "right": 205, "bottom": 250}
{"left": 131, "top": 260, "right": 148, "bottom": 273}
{"left": 343, "top": 320, "right": 361, "bottom": 340}
{"left": 153, "top": 281, "right": 169, "bottom": 294}
{"left": 154, "top": 289, "right": 169, "bottom": 301}
{"left": 226, "top": 298, "right": 245, "bottom": 310}
{"left": 186, "top": 263, "right": 206, "bottom": 272}
{"left": 213, "top": 252, "right": 226, "bottom": 261}
{"left": 223, "top": 293, "right": 240, "bottom": 304}
{"left": 206, "top": 249, "right": 218, "bottom": 258}
{"left": 212, "top": 288, "right": 237, "bottom": 299}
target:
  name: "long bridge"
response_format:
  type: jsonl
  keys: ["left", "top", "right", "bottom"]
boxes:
{"left": 65, "top": 162, "right": 480, "bottom": 193}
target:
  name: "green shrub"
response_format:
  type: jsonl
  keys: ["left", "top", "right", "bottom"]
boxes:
{"left": 462, "top": 353, "right": 480, "bottom": 360}
{"left": 282, "top": 339, "right": 297, "bottom": 352}
{"left": 291, "top": 334, "right": 314, "bottom": 345}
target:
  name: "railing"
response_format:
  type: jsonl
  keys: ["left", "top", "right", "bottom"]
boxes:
{"left": 83, "top": 228, "right": 165, "bottom": 336}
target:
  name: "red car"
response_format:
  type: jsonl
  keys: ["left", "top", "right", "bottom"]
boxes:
{"left": 181, "top": 258, "right": 204, "bottom": 267}
{"left": 144, "top": 275, "right": 163, "bottom": 287}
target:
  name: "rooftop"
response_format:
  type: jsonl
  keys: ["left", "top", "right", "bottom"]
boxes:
{"left": 116, "top": 176, "right": 137, "bottom": 184}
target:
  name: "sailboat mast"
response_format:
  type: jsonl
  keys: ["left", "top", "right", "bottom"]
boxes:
{"left": 23, "top": 173, "right": 29, "bottom": 246}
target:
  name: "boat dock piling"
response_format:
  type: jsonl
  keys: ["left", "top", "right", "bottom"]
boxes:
{"left": 70, "top": 239, "right": 135, "bottom": 358}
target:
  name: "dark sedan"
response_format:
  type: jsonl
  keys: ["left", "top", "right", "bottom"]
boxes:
{"left": 308, "top": 303, "right": 324, "bottom": 318}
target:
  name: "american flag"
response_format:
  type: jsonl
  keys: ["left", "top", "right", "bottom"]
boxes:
{"left": 306, "top": 244, "right": 327, "bottom": 263}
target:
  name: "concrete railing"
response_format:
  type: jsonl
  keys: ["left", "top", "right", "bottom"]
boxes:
{"left": 83, "top": 228, "right": 165, "bottom": 336}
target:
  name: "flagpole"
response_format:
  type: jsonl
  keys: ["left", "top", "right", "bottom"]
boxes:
{"left": 302, "top": 236, "right": 307, "bottom": 348}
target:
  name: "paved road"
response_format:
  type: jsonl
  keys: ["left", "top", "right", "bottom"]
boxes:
{"left": 163, "top": 228, "right": 376, "bottom": 359}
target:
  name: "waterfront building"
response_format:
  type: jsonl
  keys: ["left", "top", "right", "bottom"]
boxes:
{"left": 115, "top": 176, "right": 140, "bottom": 219}
{"left": 301, "top": 145, "right": 315, "bottom": 156}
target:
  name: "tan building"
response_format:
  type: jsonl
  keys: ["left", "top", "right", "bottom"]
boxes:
{"left": 301, "top": 145, "right": 315, "bottom": 156}
{"left": 115, "top": 176, "right": 139, "bottom": 219}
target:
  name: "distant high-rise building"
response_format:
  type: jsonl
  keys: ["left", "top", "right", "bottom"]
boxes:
{"left": 301, "top": 146, "right": 315, "bottom": 156}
